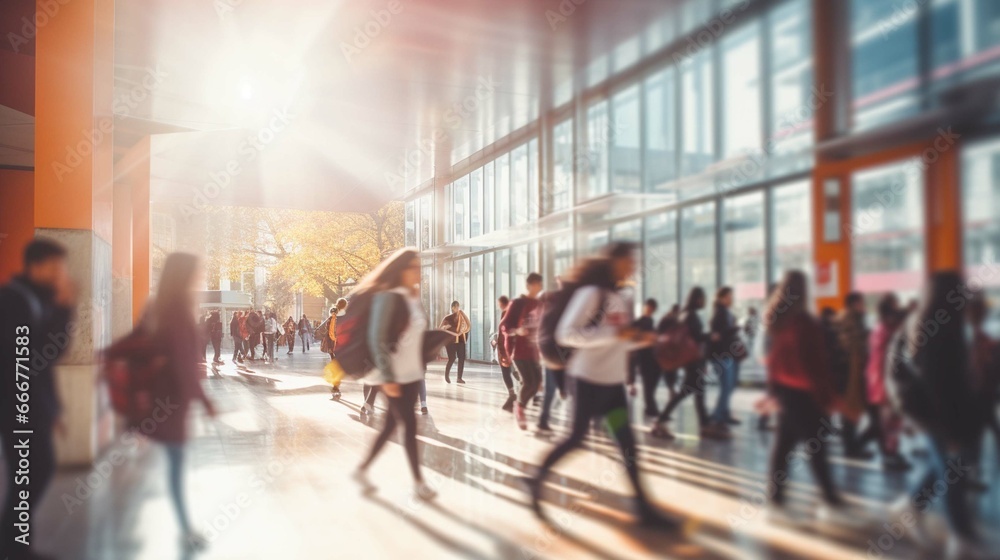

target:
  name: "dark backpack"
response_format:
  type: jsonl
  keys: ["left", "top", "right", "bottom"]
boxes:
{"left": 102, "top": 324, "right": 169, "bottom": 430}
{"left": 654, "top": 315, "right": 700, "bottom": 371}
{"left": 537, "top": 284, "right": 605, "bottom": 369}
{"left": 327, "top": 292, "right": 377, "bottom": 378}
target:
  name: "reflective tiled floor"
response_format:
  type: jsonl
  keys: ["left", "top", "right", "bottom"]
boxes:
{"left": 24, "top": 351, "right": 1000, "bottom": 559}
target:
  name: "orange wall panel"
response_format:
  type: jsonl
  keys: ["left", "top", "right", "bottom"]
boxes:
{"left": 0, "top": 169, "right": 35, "bottom": 283}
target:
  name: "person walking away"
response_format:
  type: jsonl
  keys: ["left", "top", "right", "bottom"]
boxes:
{"left": 763, "top": 270, "right": 849, "bottom": 525}
{"left": 887, "top": 272, "right": 987, "bottom": 559}
{"left": 707, "top": 287, "right": 746, "bottom": 429}
{"left": 197, "top": 314, "right": 209, "bottom": 363}
{"left": 263, "top": 312, "right": 278, "bottom": 364}
{"left": 284, "top": 316, "right": 296, "bottom": 354}
{"left": 230, "top": 311, "right": 243, "bottom": 362}
{"left": 651, "top": 287, "right": 721, "bottom": 440}
{"left": 527, "top": 243, "right": 675, "bottom": 528}
{"left": 207, "top": 310, "right": 224, "bottom": 364}
{"left": 499, "top": 272, "right": 545, "bottom": 430}
{"left": 838, "top": 292, "right": 876, "bottom": 458}
{"left": 495, "top": 296, "right": 517, "bottom": 412}
{"left": 247, "top": 310, "right": 264, "bottom": 361}
{"left": 352, "top": 248, "right": 437, "bottom": 501}
{"left": 323, "top": 299, "right": 348, "bottom": 399}
{"left": 137, "top": 253, "right": 218, "bottom": 551}
{"left": 298, "top": 314, "right": 312, "bottom": 352}
{"left": 0, "top": 239, "right": 74, "bottom": 559}
{"left": 440, "top": 301, "right": 471, "bottom": 384}
{"left": 238, "top": 311, "right": 250, "bottom": 363}
{"left": 656, "top": 304, "right": 682, "bottom": 403}
{"left": 537, "top": 280, "right": 569, "bottom": 432}
{"left": 865, "top": 293, "right": 910, "bottom": 471}
{"left": 629, "top": 298, "right": 663, "bottom": 418}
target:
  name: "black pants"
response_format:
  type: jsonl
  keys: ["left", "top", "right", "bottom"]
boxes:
{"left": 534, "top": 380, "right": 651, "bottom": 510}
{"left": 287, "top": 335, "right": 295, "bottom": 353}
{"left": 513, "top": 359, "right": 543, "bottom": 407}
{"left": 232, "top": 336, "right": 242, "bottom": 360}
{"left": 638, "top": 363, "right": 663, "bottom": 415}
{"left": 445, "top": 341, "right": 466, "bottom": 380}
{"left": 361, "top": 381, "right": 423, "bottom": 482}
{"left": 656, "top": 363, "right": 708, "bottom": 427}
{"left": 2, "top": 423, "right": 56, "bottom": 555}
{"left": 211, "top": 335, "right": 222, "bottom": 362}
{"left": 364, "top": 384, "right": 379, "bottom": 407}
{"left": 500, "top": 364, "right": 515, "bottom": 391}
{"left": 770, "top": 385, "right": 840, "bottom": 505}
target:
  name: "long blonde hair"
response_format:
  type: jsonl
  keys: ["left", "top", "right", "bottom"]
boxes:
{"left": 350, "top": 248, "right": 420, "bottom": 297}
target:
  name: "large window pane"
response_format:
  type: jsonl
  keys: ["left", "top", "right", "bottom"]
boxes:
{"left": 585, "top": 100, "right": 611, "bottom": 199}
{"left": 681, "top": 201, "right": 717, "bottom": 303}
{"left": 471, "top": 255, "right": 484, "bottom": 359}
{"left": 405, "top": 201, "right": 416, "bottom": 246}
{"left": 470, "top": 168, "right": 483, "bottom": 237}
{"left": 453, "top": 259, "right": 469, "bottom": 318}
{"left": 484, "top": 161, "right": 495, "bottom": 234}
{"left": 496, "top": 249, "right": 511, "bottom": 300}
{"left": 931, "top": 0, "right": 1000, "bottom": 80}
{"left": 721, "top": 22, "right": 762, "bottom": 159}
{"left": 419, "top": 195, "right": 431, "bottom": 250}
{"left": 512, "top": 144, "right": 529, "bottom": 225}
{"left": 723, "top": 192, "right": 766, "bottom": 319}
{"left": 485, "top": 253, "right": 496, "bottom": 351}
{"left": 851, "top": 160, "right": 926, "bottom": 304}
{"left": 851, "top": 0, "right": 920, "bottom": 129}
{"left": 513, "top": 245, "right": 530, "bottom": 294}
{"left": 769, "top": 0, "right": 814, "bottom": 155}
{"left": 771, "top": 180, "right": 813, "bottom": 279}
{"left": 454, "top": 175, "right": 468, "bottom": 242}
{"left": 444, "top": 183, "right": 453, "bottom": 243}
{"left": 611, "top": 85, "right": 641, "bottom": 193}
{"left": 645, "top": 211, "right": 679, "bottom": 309}
{"left": 645, "top": 67, "right": 678, "bottom": 191}
{"left": 529, "top": 138, "right": 539, "bottom": 220}
{"left": 552, "top": 119, "right": 573, "bottom": 212}
{"left": 496, "top": 153, "right": 511, "bottom": 230}
{"left": 549, "top": 235, "right": 574, "bottom": 281}
{"left": 962, "top": 139, "right": 1000, "bottom": 316}
{"left": 681, "top": 50, "right": 715, "bottom": 176}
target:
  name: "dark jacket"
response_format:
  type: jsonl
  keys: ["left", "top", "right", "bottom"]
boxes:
{"left": 631, "top": 316, "right": 658, "bottom": 373}
{"left": 207, "top": 312, "right": 223, "bottom": 339}
{"left": 0, "top": 276, "right": 72, "bottom": 429}
{"left": 499, "top": 296, "right": 542, "bottom": 361}
{"left": 229, "top": 314, "right": 241, "bottom": 337}
{"left": 708, "top": 303, "right": 744, "bottom": 359}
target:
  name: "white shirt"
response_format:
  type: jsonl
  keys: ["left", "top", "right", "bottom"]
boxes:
{"left": 555, "top": 286, "right": 641, "bottom": 385}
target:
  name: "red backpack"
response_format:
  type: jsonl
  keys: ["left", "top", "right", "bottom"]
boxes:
{"left": 654, "top": 314, "right": 701, "bottom": 371}
{"left": 102, "top": 326, "right": 168, "bottom": 429}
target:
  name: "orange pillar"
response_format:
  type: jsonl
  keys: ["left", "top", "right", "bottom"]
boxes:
{"left": 33, "top": 0, "right": 116, "bottom": 466}
{"left": 115, "top": 136, "right": 152, "bottom": 324}
{"left": 927, "top": 144, "right": 963, "bottom": 271}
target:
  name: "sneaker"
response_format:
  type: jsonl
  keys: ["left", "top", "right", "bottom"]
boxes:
{"left": 415, "top": 482, "right": 437, "bottom": 501}
{"left": 183, "top": 531, "right": 208, "bottom": 551}
{"left": 420, "top": 406, "right": 428, "bottom": 415}
{"left": 501, "top": 395, "right": 515, "bottom": 412}
{"left": 330, "top": 388, "right": 342, "bottom": 401}
{"left": 514, "top": 403, "right": 528, "bottom": 430}
{"left": 649, "top": 423, "right": 675, "bottom": 440}
{"left": 457, "top": 378, "right": 466, "bottom": 384}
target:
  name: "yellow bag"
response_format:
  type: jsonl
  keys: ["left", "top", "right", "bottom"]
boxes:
{"left": 323, "top": 360, "right": 345, "bottom": 386}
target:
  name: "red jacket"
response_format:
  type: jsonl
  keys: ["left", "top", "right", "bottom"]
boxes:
{"left": 767, "top": 313, "right": 836, "bottom": 409}
{"left": 499, "top": 296, "right": 541, "bottom": 361}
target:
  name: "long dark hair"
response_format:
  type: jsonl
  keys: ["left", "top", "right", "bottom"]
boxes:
{"left": 765, "top": 269, "right": 808, "bottom": 334}
{"left": 154, "top": 252, "right": 200, "bottom": 327}
{"left": 683, "top": 286, "right": 706, "bottom": 312}
{"left": 350, "top": 248, "right": 420, "bottom": 297}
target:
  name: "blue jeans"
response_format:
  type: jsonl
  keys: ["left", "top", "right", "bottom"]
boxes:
{"left": 710, "top": 356, "right": 738, "bottom": 424}
{"left": 164, "top": 443, "right": 191, "bottom": 533}
{"left": 907, "top": 432, "right": 975, "bottom": 539}
{"left": 538, "top": 367, "right": 564, "bottom": 428}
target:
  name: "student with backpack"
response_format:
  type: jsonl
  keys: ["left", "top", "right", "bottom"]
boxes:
{"left": 537, "top": 278, "right": 569, "bottom": 432}
{"left": 207, "top": 310, "right": 224, "bottom": 364}
{"left": 499, "top": 272, "right": 545, "bottom": 430}
{"left": 651, "top": 287, "right": 723, "bottom": 440}
{"left": 887, "top": 272, "right": 986, "bottom": 559}
{"left": 440, "top": 300, "right": 471, "bottom": 384}
{"left": 351, "top": 248, "right": 437, "bottom": 501}
{"left": 526, "top": 243, "right": 675, "bottom": 528}
{"left": 0, "top": 239, "right": 75, "bottom": 558}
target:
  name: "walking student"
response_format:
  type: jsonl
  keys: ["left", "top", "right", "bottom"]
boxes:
{"left": 136, "top": 253, "right": 218, "bottom": 551}
{"left": 527, "top": 243, "right": 675, "bottom": 529}
{"left": 537, "top": 280, "right": 568, "bottom": 432}
{"left": 707, "top": 286, "right": 745, "bottom": 428}
{"left": 207, "top": 310, "right": 224, "bottom": 364}
{"left": 499, "top": 272, "right": 545, "bottom": 430}
{"left": 230, "top": 310, "right": 243, "bottom": 362}
{"left": 763, "top": 270, "right": 848, "bottom": 524}
{"left": 629, "top": 298, "right": 663, "bottom": 418}
{"left": 0, "top": 239, "right": 75, "bottom": 558}
{"left": 495, "top": 296, "right": 517, "bottom": 412}
{"left": 284, "top": 315, "right": 296, "bottom": 355}
{"left": 865, "top": 293, "right": 910, "bottom": 471}
{"left": 440, "top": 300, "right": 471, "bottom": 384}
{"left": 656, "top": 304, "right": 682, "bottom": 403}
{"left": 263, "top": 311, "right": 278, "bottom": 363}
{"left": 297, "top": 314, "right": 312, "bottom": 352}
{"left": 352, "top": 248, "right": 437, "bottom": 501}
{"left": 651, "top": 287, "right": 720, "bottom": 440}
{"left": 322, "top": 299, "right": 348, "bottom": 399}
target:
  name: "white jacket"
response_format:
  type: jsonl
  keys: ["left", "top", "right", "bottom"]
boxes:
{"left": 555, "top": 286, "right": 642, "bottom": 384}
